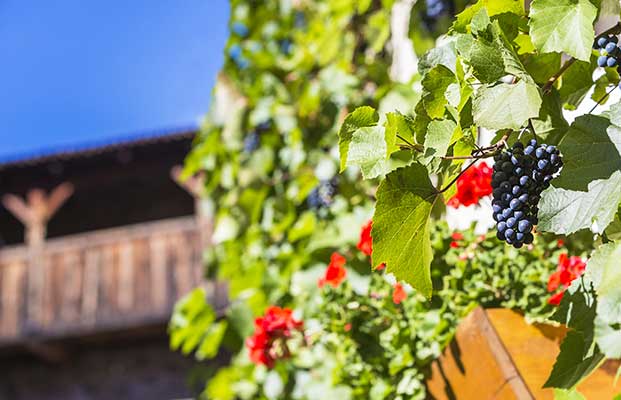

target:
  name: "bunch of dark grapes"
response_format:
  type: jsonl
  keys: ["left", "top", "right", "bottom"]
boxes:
{"left": 243, "top": 121, "right": 271, "bottom": 153}
{"left": 243, "top": 132, "right": 260, "bottom": 153}
{"left": 307, "top": 178, "right": 338, "bottom": 209}
{"left": 595, "top": 35, "right": 621, "bottom": 80}
{"left": 491, "top": 139, "right": 563, "bottom": 248}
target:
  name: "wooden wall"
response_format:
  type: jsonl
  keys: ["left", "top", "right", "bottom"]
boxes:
{"left": 0, "top": 216, "right": 203, "bottom": 344}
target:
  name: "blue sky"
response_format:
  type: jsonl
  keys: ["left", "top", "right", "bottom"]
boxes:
{"left": 0, "top": 0, "right": 229, "bottom": 158}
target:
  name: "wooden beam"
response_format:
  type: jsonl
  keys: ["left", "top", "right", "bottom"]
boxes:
{"left": 24, "top": 341, "right": 68, "bottom": 363}
{"left": 170, "top": 165, "right": 213, "bottom": 249}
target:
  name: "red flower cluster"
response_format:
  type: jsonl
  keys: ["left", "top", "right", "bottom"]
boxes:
{"left": 246, "top": 306, "right": 304, "bottom": 368}
{"left": 450, "top": 232, "right": 464, "bottom": 248}
{"left": 358, "top": 220, "right": 386, "bottom": 270}
{"left": 392, "top": 283, "right": 407, "bottom": 304}
{"left": 547, "top": 253, "right": 586, "bottom": 306}
{"left": 447, "top": 162, "right": 493, "bottom": 208}
{"left": 318, "top": 252, "right": 347, "bottom": 288}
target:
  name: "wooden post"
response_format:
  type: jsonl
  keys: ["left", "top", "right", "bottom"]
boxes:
{"left": 171, "top": 166, "right": 219, "bottom": 301}
{"left": 170, "top": 166, "right": 212, "bottom": 249}
{"left": 2, "top": 183, "right": 74, "bottom": 329}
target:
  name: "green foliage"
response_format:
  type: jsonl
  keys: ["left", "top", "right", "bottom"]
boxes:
{"left": 170, "top": 288, "right": 228, "bottom": 360}
{"left": 205, "top": 221, "right": 565, "bottom": 399}
{"left": 172, "top": 0, "right": 621, "bottom": 396}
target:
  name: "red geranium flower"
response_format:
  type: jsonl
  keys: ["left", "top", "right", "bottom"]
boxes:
{"left": 357, "top": 220, "right": 373, "bottom": 256}
{"left": 448, "top": 162, "right": 493, "bottom": 208}
{"left": 450, "top": 241, "right": 460, "bottom": 248}
{"left": 358, "top": 220, "right": 386, "bottom": 271}
{"left": 246, "top": 306, "right": 303, "bottom": 368}
{"left": 392, "top": 283, "right": 407, "bottom": 304}
{"left": 547, "top": 253, "right": 586, "bottom": 306}
{"left": 547, "top": 291, "right": 565, "bottom": 306}
{"left": 318, "top": 252, "right": 347, "bottom": 288}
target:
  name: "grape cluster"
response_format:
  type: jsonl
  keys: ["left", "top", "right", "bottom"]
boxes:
{"left": 491, "top": 139, "right": 562, "bottom": 248}
{"left": 243, "top": 121, "right": 271, "bottom": 153}
{"left": 596, "top": 35, "right": 621, "bottom": 69}
{"left": 243, "top": 132, "right": 260, "bottom": 153}
{"left": 307, "top": 178, "right": 338, "bottom": 209}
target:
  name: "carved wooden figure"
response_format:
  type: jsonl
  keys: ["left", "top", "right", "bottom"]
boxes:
{"left": 2, "top": 183, "right": 74, "bottom": 327}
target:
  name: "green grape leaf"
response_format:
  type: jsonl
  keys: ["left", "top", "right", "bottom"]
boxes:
{"left": 545, "top": 277, "right": 604, "bottom": 389}
{"left": 530, "top": 89, "right": 569, "bottom": 145}
{"left": 544, "top": 331, "right": 605, "bottom": 389}
{"left": 419, "top": 40, "right": 457, "bottom": 76}
{"left": 538, "top": 171, "right": 621, "bottom": 235}
{"left": 585, "top": 242, "right": 621, "bottom": 358}
{"left": 423, "top": 119, "right": 457, "bottom": 162}
{"left": 558, "top": 59, "right": 596, "bottom": 110}
{"left": 482, "top": 0, "right": 524, "bottom": 16}
{"left": 554, "top": 115, "right": 621, "bottom": 191}
{"left": 456, "top": 15, "right": 531, "bottom": 84}
{"left": 385, "top": 112, "right": 416, "bottom": 156}
{"left": 472, "top": 80, "right": 542, "bottom": 130}
{"left": 455, "top": 34, "right": 505, "bottom": 83}
{"left": 338, "top": 106, "right": 379, "bottom": 172}
{"left": 371, "top": 163, "right": 439, "bottom": 298}
{"left": 196, "top": 321, "right": 228, "bottom": 360}
{"left": 452, "top": 0, "right": 524, "bottom": 33}
{"left": 523, "top": 52, "right": 562, "bottom": 85}
{"left": 347, "top": 126, "right": 389, "bottom": 179}
{"left": 169, "top": 288, "right": 219, "bottom": 358}
{"left": 420, "top": 65, "right": 458, "bottom": 119}
{"left": 528, "top": 0, "right": 597, "bottom": 61}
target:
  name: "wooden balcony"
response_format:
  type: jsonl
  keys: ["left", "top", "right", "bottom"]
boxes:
{"left": 0, "top": 216, "right": 204, "bottom": 345}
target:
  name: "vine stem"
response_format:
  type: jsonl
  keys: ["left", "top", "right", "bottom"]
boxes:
{"left": 589, "top": 85, "right": 618, "bottom": 114}
{"left": 437, "top": 131, "right": 510, "bottom": 193}
{"left": 438, "top": 158, "right": 479, "bottom": 193}
{"left": 543, "top": 22, "right": 621, "bottom": 93}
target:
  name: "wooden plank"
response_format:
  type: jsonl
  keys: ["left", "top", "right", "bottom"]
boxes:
{"left": 427, "top": 308, "right": 621, "bottom": 400}
{"left": 132, "top": 238, "right": 150, "bottom": 314}
{"left": 81, "top": 249, "right": 100, "bottom": 326}
{"left": 39, "top": 252, "right": 54, "bottom": 328}
{"left": 117, "top": 241, "right": 134, "bottom": 311}
{"left": 487, "top": 309, "right": 620, "bottom": 399}
{"left": 59, "top": 250, "right": 82, "bottom": 322}
{"left": 170, "top": 233, "right": 193, "bottom": 299}
{"left": 149, "top": 234, "right": 168, "bottom": 311}
{"left": 0, "top": 261, "right": 26, "bottom": 338}
{"left": 427, "top": 307, "right": 533, "bottom": 400}
{"left": 41, "top": 216, "right": 197, "bottom": 254}
{"left": 191, "top": 233, "right": 204, "bottom": 287}
{"left": 100, "top": 245, "right": 118, "bottom": 316}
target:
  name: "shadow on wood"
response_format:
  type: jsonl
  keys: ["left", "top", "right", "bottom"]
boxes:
{"left": 426, "top": 307, "right": 620, "bottom": 400}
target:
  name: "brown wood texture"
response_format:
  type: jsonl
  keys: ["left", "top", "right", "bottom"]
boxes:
{"left": 0, "top": 216, "right": 203, "bottom": 345}
{"left": 427, "top": 307, "right": 620, "bottom": 400}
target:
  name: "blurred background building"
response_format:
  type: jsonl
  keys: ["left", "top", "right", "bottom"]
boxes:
{"left": 0, "top": 130, "right": 214, "bottom": 399}
{"left": 0, "top": 0, "right": 229, "bottom": 398}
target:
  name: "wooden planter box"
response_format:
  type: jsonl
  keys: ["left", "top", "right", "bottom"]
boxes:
{"left": 427, "top": 307, "right": 620, "bottom": 399}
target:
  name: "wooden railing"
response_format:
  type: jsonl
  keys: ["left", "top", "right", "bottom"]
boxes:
{"left": 0, "top": 216, "right": 203, "bottom": 344}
